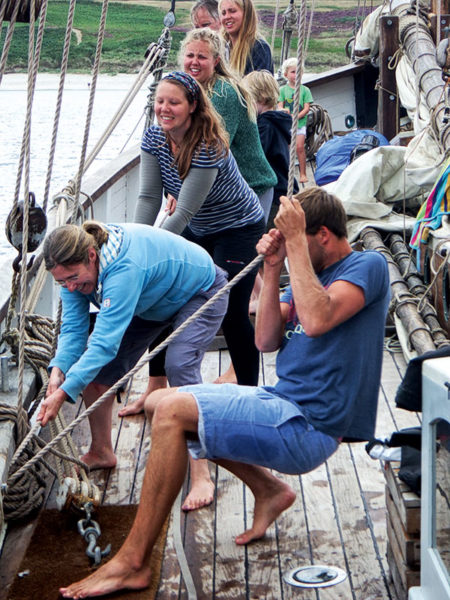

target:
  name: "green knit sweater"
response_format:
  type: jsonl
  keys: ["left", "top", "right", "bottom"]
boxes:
{"left": 210, "top": 78, "right": 276, "bottom": 196}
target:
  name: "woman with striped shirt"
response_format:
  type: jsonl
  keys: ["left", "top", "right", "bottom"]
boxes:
{"left": 132, "top": 72, "right": 265, "bottom": 509}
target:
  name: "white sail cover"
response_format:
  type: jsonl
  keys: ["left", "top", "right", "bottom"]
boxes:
{"left": 324, "top": 130, "right": 444, "bottom": 241}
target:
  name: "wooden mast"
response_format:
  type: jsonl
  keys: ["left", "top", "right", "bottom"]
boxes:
{"left": 378, "top": 16, "right": 400, "bottom": 140}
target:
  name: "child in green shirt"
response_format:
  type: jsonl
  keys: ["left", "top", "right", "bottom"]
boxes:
{"left": 278, "top": 57, "right": 313, "bottom": 183}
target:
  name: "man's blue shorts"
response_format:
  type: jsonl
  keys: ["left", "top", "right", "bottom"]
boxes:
{"left": 179, "top": 383, "right": 339, "bottom": 475}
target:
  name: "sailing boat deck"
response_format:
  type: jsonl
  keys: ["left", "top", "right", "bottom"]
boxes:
{"left": 21, "top": 344, "right": 419, "bottom": 600}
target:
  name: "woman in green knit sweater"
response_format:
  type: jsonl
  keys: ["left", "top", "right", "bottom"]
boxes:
{"left": 181, "top": 26, "right": 276, "bottom": 218}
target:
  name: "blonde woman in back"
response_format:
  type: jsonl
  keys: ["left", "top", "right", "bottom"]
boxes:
{"left": 219, "top": 0, "right": 273, "bottom": 76}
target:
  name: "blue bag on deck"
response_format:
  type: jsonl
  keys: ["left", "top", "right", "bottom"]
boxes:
{"left": 314, "top": 129, "right": 389, "bottom": 186}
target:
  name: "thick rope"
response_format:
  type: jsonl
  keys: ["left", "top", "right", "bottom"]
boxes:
{"left": 72, "top": 0, "right": 109, "bottom": 210}
{"left": 82, "top": 41, "right": 165, "bottom": 174}
{"left": 305, "top": 103, "right": 333, "bottom": 159}
{"left": 17, "top": 0, "right": 37, "bottom": 413}
{"left": 304, "top": 0, "right": 316, "bottom": 62}
{"left": 7, "top": 252, "right": 264, "bottom": 486}
{"left": 0, "top": 0, "right": 20, "bottom": 84}
{"left": 287, "top": 0, "right": 307, "bottom": 198}
{"left": 42, "top": 0, "right": 77, "bottom": 213}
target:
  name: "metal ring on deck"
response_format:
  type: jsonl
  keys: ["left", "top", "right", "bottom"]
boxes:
{"left": 284, "top": 565, "right": 347, "bottom": 588}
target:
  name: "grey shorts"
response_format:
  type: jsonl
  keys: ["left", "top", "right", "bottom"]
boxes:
{"left": 180, "top": 383, "right": 339, "bottom": 475}
{"left": 95, "top": 266, "right": 229, "bottom": 387}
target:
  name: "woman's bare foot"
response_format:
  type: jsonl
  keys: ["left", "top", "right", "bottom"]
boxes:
{"left": 214, "top": 364, "right": 237, "bottom": 384}
{"left": 235, "top": 479, "right": 296, "bottom": 545}
{"left": 81, "top": 449, "right": 117, "bottom": 471}
{"left": 118, "top": 394, "right": 145, "bottom": 417}
{"left": 299, "top": 175, "right": 308, "bottom": 183}
{"left": 119, "top": 375, "right": 168, "bottom": 417}
{"left": 60, "top": 553, "right": 151, "bottom": 598}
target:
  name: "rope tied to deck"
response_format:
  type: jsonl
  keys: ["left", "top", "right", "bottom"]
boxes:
{"left": 0, "top": 403, "right": 49, "bottom": 521}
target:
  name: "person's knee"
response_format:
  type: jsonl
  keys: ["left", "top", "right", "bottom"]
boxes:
{"left": 152, "top": 391, "right": 199, "bottom": 432}
{"left": 296, "top": 136, "right": 305, "bottom": 152}
{"left": 165, "top": 344, "right": 202, "bottom": 386}
{"left": 144, "top": 387, "right": 171, "bottom": 420}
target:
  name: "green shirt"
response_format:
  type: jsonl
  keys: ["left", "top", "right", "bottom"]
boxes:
{"left": 278, "top": 84, "right": 313, "bottom": 128}
{"left": 210, "top": 78, "right": 276, "bottom": 196}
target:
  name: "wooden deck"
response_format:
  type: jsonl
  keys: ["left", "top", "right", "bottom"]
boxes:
{"left": 0, "top": 342, "right": 419, "bottom": 600}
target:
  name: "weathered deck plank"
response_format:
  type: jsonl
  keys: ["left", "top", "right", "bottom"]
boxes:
{"left": 1, "top": 344, "right": 410, "bottom": 600}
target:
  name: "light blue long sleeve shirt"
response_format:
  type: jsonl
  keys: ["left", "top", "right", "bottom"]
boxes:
{"left": 49, "top": 223, "right": 216, "bottom": 401}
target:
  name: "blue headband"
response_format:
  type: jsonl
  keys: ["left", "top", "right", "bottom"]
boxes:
{"left": 162, "top": 71, "right": 201, "bottom": 102}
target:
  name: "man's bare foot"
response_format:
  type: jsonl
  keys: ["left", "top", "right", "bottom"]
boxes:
{"left": 120, "top": 376, "right": 168, "bottom": 418}
{"left": 118, "top": 394, "right": 145, "bottom": 417}
{"left": 81, "top": 450, "right": 117, "bottom": 471}
{"left": 214, "top": 365, "right": 237, "bottom": 385}
{"left": 299, "top": 175, "right": 308, "bottom": 183}
{"left": 235, "top": 479, "right": 296, "bottom": 545}
{"left": 182, "top": 477, "right": 215, "bottom": 511}
{"left": 60, "top": 553, "right": 151, "bottom": 598}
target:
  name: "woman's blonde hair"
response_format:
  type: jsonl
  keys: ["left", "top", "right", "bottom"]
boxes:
{"left": 180, "top": 27, "right": 256, "bottom": 121}
{"left": 242, "top": 70, "right": 279, "bottom": 110}
{"left": 157, "top": 74, "right": 230, "bottom": 180}
{"left": 219, "top": 0, "right": 261, "bottom": 78}
{"left": 43, "top": 221, "right": 108, "bottom": 270}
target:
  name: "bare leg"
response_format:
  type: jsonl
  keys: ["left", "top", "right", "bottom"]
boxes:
{"left": 145, "top": 389, "right": 215, "bottom": 511}
{"left": 81, "top": 383, "right": 117, "bottom": 470}
{"left": 296, "top": 134, "right": 308, "bottom": 183}
{"left": 118, "top": 375, "right": 168, "bottom": 417}
{"left": 60, "top": 391, "right": 198, "bottom": 599}
{"left": 215, "top": 458, "right": 296, "bottom": 545}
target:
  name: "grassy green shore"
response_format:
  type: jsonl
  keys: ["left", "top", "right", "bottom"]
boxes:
{"left": 5, "top": 0, "right": 370, "bottom": 73}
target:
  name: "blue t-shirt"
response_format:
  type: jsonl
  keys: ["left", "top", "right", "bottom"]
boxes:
{"left": 141, "top": 126, "right": 263, "bottom": 236}
{"left": 273, "top": 250, "right": 390, "bottom": 440}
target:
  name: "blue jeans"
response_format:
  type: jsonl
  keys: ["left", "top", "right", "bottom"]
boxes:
{"left": 181, "top": 383, "right": 339, "bottom": 475}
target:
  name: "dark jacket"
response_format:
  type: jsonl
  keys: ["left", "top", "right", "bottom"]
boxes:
{"left": 257, "top": 110, "right": 298, "bottom": 206}
{"left": 244, "top": 38, "right": 273, "bottom": 75}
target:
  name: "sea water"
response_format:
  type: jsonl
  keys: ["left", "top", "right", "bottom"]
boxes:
{"left": 0, "top": 73, "right": 150, "bottom": 302}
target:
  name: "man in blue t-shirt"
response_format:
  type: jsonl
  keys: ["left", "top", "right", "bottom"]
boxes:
{"left": 59, "top": 188, "right": 390, "bottom": 600}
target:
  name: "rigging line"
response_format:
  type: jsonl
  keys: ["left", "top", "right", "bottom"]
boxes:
{"left": 304, "top": 0, "right": 316, "bottom": 61}
{"left": 12, "top": 0, "right": 49, "bottom": 207}
{"left": 42, "top": 0, "right": 77, "bottom": 213}
{"left": 119, "top": 110, "right": 145, "bottom": 154}
{"left": 8, "top": 251, "right": 265, "bottom": 484}
{"left": 72, "top": 0, "right": 110, "bottom": 210}
{"left": 287, "top": 0, "right": 307, "bottom": 198}
{"left": 82, "top": 43, "right": 164, "bottom": 174}
{"left": 17, "top": 0, "right": 37, "bottom": 416}
{"left": 270, "top": 0, "right": 281, "bottom": 55}
{"left": 0, "top": 0, "right": 20, "bottom": 84}
{"left": 0, "top": 0, "right": 7, "bottom": 40}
